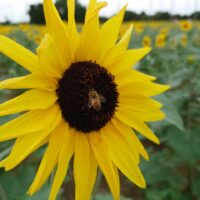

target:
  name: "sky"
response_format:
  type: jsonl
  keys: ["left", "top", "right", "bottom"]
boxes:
{"left": 0, "top": 0, "right": 200, "bottom": 22}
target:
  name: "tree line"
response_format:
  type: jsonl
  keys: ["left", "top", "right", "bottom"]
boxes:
{"left": 28, "top": 0, "right": 200, "bottom": 24}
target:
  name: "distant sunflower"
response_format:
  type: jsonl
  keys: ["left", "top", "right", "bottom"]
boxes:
{"left": 142, "top": 35, "right": 151, "bottom": 47}
{"left": 0, "top": 0, "right": 169, "bottom": 200}
{"left": 155, "top": 33, "right": 166, "bottom": 48}
{"left": 180, "top": 20, "right": 192, "bottom": 32}
{"left": 181, "top": 34, "right": 188, "bottom": 47}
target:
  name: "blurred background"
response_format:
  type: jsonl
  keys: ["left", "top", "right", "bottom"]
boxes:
{"left": 0, "top": 0, "right": 200, "bottom": 200}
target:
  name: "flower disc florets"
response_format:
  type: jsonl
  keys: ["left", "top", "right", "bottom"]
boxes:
{"left": 57, "top": 61, "right": 119, "bottom": 133}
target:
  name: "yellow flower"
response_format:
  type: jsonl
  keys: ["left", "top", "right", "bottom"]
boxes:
{"left": 142, "top": 35, "right": 151, "bottom": 47}
{"left": 34, "top": 34, "right": 44, "bottom": 45}
{"left": 135, "top": 22, "right": 144, "bottom": 34}
{"left": 0, "top": 0, "right": 169, "bottom": 200}
{"left": 155, "top": 33, "right": 166, "bottom": 48}
{"left": 159, "top": 27, "right": 168, "bottom": 35}
{"left": 180, "top": 20, "right": 192, "bottom": 32}
{"left": 187, "top": 55, "right": 195, "bottom": 64}
{"left": 181, "top": 34, "right": 188, "bottom": 47}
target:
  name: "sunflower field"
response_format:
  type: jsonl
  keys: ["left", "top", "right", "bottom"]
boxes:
{"left": 0, "top": 17, "right": 200, "bottom": 200}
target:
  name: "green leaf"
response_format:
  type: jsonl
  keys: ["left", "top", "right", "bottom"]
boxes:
{"left": 155, "top": 95, "right": 184, "bottom": 131}
{"left": 165, "top": 126, "right": 200, "bottom": 163}
{"left": 25, "top": 188, "right": 51, "bottom": 200}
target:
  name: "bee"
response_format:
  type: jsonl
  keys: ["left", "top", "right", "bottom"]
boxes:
{"left": 88, "top": 89, "right": 106, "bottom": 111}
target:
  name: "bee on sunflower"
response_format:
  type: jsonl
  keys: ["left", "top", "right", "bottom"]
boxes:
{"left": 0, "top": 0, "right": 169, "bottom": 200}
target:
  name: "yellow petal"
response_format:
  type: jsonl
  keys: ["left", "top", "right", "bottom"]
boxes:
{"left": 101, "top": 24, "right": 133, "bottom": 67}
{"left": 37, "top": 34, "right": 64, "bottom": 79}
{"left": 0, "top": 89, "right": 57, "bottom": 116}
{"left": 94, "top": 5, "right": 126, "bottom": 63}
{"left": 44, "top": 0, "right": 72, "bottom": 68}
{"left": 76, "top": 1, "right": 107, "bottom": 61}
{"left": 112, "top": 117, "right": 149, "bottom": 160}
{"left": 82, "top": 141, "right": 97, "bottom": 200}
{"left": 115, "top": 69, "right": 156, "bottom": 85}
{"left": 0, "top": 158, "right": 7, "bottom": 168}
{"left": 119, "top": 93, "right": 162, "bottom": 110}
{"left": 109, "top": 48, "right": 151, "bottom": 75}
{"left": 89, "top": 132, "right": 120, "bottom": 200}
{"left": 49, "top": 128, "right": 75, "bottom": 200}
{"left": 85, "top": 0, "right": 107, "bottom": 24}
{"left": 67, "top": 0, "right": 79, "bottom": 59}
{"left": 0, "top": 73, "right": 57, "bottom": 91}
{"left": 74, "top": 133, "right": 91, "bottom": 200}
{"left": 0, "top": 35, "right": 38, "bottom": 72}
{"left": 109, "top": 120, "right": 140, "bottom": 163}
{"left": 4, "top": 132, "right": 48, "bottom": 170}
{"left": 67, "top": 0, "right": 76, "bottom": 30}
{"left": 118, "top": 81, "right": 170, "bottom": 97}
{"left": 4, "top": 106, "right": 61, "bottom": 171}
{"left": 27, "top": 120, "right": 68, "bottom": 195}
{"left": 116, "top": 110, "right": 160, "bottom": 144}
{"left": 0, "top": 104, "right": 61, "bottom": 142}
{"left": 119, "top": 103, "right": 165, "bottom": 122}
{"left": 101, "top": 125, "right": 146, "bottom": 188}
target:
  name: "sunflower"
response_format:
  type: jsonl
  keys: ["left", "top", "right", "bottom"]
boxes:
{"left": 181, "top": 34, "right": 188, "bottom": 47}
{"left": 180, "top": 20, "right": 192, "bottom": 32}
{"left": 142, "top": 36, "right": 151, "bottom": 47}
{"left": 0, "top": 0, "right": 169, "bottom": 200}
{"left": 155, "top": 33, "right": 166, "bottom": 48}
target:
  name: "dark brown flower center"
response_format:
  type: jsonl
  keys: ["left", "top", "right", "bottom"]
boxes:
{"left": 57, "top": 61, "right": 118, "bottom": 133}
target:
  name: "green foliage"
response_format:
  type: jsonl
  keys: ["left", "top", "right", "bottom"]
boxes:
{"left": 94, "top": 194, "right": 132, "bottom": 200}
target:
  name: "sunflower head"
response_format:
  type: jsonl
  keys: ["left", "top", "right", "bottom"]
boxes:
{"left": 0, "top": 0, "right": 170, "bottom": 200}
{"left": 159, "top": 27, "right": 169, "bottom": 35}
{"left": 135, "top": 22, "right": 144, "bottom": 34}
{"left": 180, "top": 34, "right": 188, "bottom": 47}
{"left": 155, "top": 33, "right": 167, "bottom": 48}
{"left": 142, "top": 35, "right": 151, "bottom": 47}
{"left": 180, "top": 20, "right": 192, "bottom": 32}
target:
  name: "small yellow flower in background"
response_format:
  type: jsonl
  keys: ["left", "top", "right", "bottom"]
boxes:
{"left": 187, "top": 55, "right": 195, "bottom": 64}
{"left": 156, "top": 33, "right": 166, "bottom": 48}
{"left": 181, "top": 34, "right": 188, "bottom": 47}
{"left": 180, "top": 20, "right": 192, "bottom": 32}
{"left": 0, "top": 25, "right": 15, "bottom": 35}
{"left": 142, "top": 35, "right": 151, "bottom": 47}
{"left": 159, "top": 27, "right": 169, "bottom": 35}
{"left": 18, "top": 24, "right": 29, "bottom": 32}
{"left": 135, "top": 22, "right": 144, "bottom": 34}
{"left": 35, "top": 34, "right": 44, "bottom": 45}
{"left": 0, "top": 0, "right": 169, "bottom": 200}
